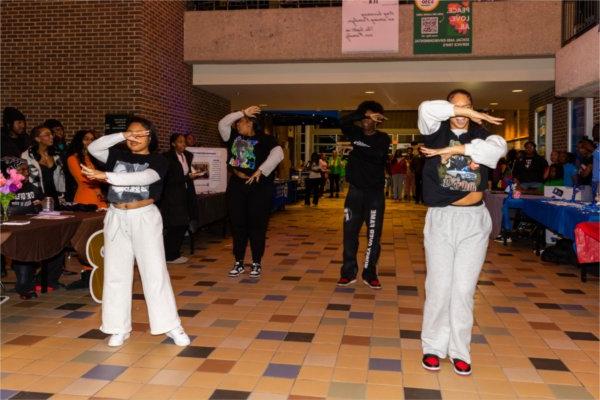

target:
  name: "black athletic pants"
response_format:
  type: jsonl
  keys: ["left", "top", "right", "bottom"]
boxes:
{"left": 227, "top": 176, "right": 273, "bottom": 263}
{"left": 305, "top": 178, "right": 320, "bottom": 205}
{"left": 164, "top": 225, "right": 188, "bottom": 261}
{"left": 340, "top": 184, "right": 385, "bottom": 280}
{"left": 329, "top": 174, "right": 340, "bottom": 196}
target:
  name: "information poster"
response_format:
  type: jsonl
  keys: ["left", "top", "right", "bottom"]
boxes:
{"left": 413, "top": 0, "right": 472, "bottom": 54}
{"left": 342, "top": 0, "right": 399, "bottom": 53}
{"left": 187, "top": 147, "right": 227, "bottom": 194}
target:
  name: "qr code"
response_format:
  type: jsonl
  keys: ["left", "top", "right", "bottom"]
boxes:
{"left": 421, "top": 17, "right": 438, "bottom": 34}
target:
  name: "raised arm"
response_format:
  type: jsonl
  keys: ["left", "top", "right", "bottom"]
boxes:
{"left": 218, "top": 106, "right": 262, "bottom": 142}
{"left": 340, "top": 111, "right": 365, "bottom": 141}
{"left": 418, "top": 101, "right": 455, "bottom": 135}
{"left": 218, "top": 111, "right": 244, "bottom": 142}
{"left": 87, "top": 133, "right": 126, "bottom": 163}
{"left": 418, "top": 100, "right": 504, "bottom": 135}
{"left": 464, "top": 136, "right": 508, "bottom": 168}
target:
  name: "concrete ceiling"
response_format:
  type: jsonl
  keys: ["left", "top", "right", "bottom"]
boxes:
{"left": 193, "top": 58, "right": 555, "bottom": 110}
{"left": 199, "top": 81, "right": 554, "bottom": 110}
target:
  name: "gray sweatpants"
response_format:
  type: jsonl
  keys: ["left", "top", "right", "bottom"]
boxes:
{"left": 421, "top": 204, "right": 492, "bottom": 363}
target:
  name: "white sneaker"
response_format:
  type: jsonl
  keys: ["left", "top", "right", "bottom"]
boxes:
{"left": 166, "top": 326, "right": 190, "bottom": 346}
{"left": 108, "top": 332, "right": 130, "bottom": 347}
{"left": 167, "top": 256, "right": 189, "bottom": 264}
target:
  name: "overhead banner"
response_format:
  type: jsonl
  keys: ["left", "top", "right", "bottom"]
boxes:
{"left": 413, "top": 0, "right": 472, "bottom": 54}
{"left": 187, "top": 147, "right": 227, "bottom": 194}
{"left": 342, "top": 0, "right": 399, "bottom": 53}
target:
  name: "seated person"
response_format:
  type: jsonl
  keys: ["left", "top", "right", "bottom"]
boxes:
{"left": 512, "top": 141, "right": 547, "bottom": 191}
{"left": 560, "top": 151, "right": 577, "bottom": 187}
{"left": 2, "top": 156, "right": 65, "bottom": 298}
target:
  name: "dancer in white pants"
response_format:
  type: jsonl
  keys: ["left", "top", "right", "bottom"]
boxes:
{"left": 84, "top": 116, "right": 190, "bottom": 347}
{"left": 418, "top": 89, "right": 506, "bottom": 375}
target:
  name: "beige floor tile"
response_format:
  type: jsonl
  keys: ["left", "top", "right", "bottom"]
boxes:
{"left": 60, "top": 377, "right": 109, "bottom": 396}
{"left": 95, "top": 381, "right": 144, "bottom": 399}
{"left": 130, "top": 383, "right": 178, "bottom": 400}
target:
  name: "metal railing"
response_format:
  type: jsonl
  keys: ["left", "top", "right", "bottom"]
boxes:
{"left": 562, "top": 0, "right": 599, "bottom": 46}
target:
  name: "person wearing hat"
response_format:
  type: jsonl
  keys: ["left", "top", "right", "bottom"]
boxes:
{"left": 1, "top": 107, "right": 29, "bottom": 158}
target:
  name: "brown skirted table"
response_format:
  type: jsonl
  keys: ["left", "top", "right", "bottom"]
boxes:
{"left": 1, "top": 212, "right": 105, "bottom": 291}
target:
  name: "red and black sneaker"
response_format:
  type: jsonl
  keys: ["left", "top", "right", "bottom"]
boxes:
{"left": 450, "top": 358, "right": 472, "bottom": 376}
{"left": 336, "top": 277, "right": 357, "bottom": 287}
{"left": 421, "top": 354, "right": 441, "bottom": 371}
{"left": 362, "top": 278, "right": 382, "bottom": 290}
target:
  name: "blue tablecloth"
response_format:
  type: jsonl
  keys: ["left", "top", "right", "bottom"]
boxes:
{"left": 520, "top": 199, "right": 600, "bottom": 241}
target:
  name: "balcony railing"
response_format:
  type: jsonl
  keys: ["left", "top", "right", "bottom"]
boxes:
{"left": 562, "top": 0, "right": 599, "bottom": 46}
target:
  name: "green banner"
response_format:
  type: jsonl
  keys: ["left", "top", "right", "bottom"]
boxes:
{"left": 413, "top": 0, "right": 472, "bottom": 54}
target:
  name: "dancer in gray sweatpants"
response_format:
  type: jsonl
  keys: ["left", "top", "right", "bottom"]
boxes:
{"left": 417, "top": 89, "right": 506, "bottom": 376}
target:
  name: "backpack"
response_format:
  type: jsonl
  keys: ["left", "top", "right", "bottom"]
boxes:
{"left": 540, "top": 238, "right": 577, "bottom": 265}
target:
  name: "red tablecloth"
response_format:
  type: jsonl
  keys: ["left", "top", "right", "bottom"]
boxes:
{"left": 574, "top": 222, "right": 600, "bottom": 263}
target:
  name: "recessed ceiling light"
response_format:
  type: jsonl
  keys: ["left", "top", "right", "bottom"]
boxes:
{"left": 365, "top": 91, "right": 375, "bottom": 94}
{"left": 490, "top": 102, "right": 498, "bottom": 106}
{"left": 512, "top": 89, "right": 523, "bottom": 93}
{"left": 259, "top": 104, "right": 268, "bottom": 107}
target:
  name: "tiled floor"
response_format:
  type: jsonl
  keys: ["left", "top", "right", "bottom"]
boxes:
{"left": 1, "top": 197, "right": 599, "bottom": 400}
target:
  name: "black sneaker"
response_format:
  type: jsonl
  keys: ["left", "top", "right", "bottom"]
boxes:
{"left": 362, "top": 277, "right": 382, "bottom": 290}
{"left": 249, "top": 263, "right": 261, "bottom": 278}
{"left": 228, "top": 261, "right": 245, "bottom": 277}
{"left": 336, "top": 277, "right": 357, "bottom": 286}
{"left": 422, "top": 354, "right": 441, "bottom": 371}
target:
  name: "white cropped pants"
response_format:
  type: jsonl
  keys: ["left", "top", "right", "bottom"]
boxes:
{"left": 100, "top": 204, "right": 181, "bottom": 335}
{"left": 421, "top": 204, "right": 491, "bottom": 363}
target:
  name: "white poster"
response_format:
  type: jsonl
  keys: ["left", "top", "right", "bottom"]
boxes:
{"left": 187, "top": 147, "right": 228, "bottom": 194}
{"left": 342, "top": 0, "right": 399, "bottom": 53}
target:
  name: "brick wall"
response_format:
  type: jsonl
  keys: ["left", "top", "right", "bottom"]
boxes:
{"left": 138, "top": 0, "right": 229, "bottom": 149}
{"left": 528, "top": 86, "right": 569, "bottom": 151}
{"left": 0, "top": 0, "right": 229, "bottom": 150}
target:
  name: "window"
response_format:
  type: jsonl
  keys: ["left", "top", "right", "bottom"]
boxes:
{"left": 568, "top": 98, "right": 593, "bottom": 153}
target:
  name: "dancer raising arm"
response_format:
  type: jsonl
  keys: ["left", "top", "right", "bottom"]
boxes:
{"left": 218, "top": 106, "right": 284, "bottom": 279}
{"left": 84, "top": 116, "right": 190, "bottom": 347}
{"left": 418, "top": 89, "right": 505, "bottom": 376}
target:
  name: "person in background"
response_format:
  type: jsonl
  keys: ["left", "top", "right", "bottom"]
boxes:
{"left": 546, "top": 150, "right": 562, "bottom": 182}
{"left": 21, "top": 125, "right": 66, "bottom": 206}
{"left": 418, "top": 89, "right": 505, "bottom": 376}
{"left": 1, "top": 157, "right": 41, "bottom": 299}
{"left": 84, "top": 116, "right": 190, "bottom": 347}
{"left": 404, "top": 147, "right": 415, "bottom": 201}
{"left": 328, "top": 150, "right": 342, "bottom": 198}
{"left": 512, "top": 141, "right": 548, "bottom": 191}
{"left": 577, "top": 138, "right": 595, "bottom": 186}
{"left": 560, "top": 151, "right": 578, "bottom": 187}
{"left": 66, "top": 129, "right": 107, "bottom": 207}
{"left": 339, "top": 156, "right": 347, "bottom": 191}
{"left": 161, "top": 133, "right": 201, "bottom": 264}
{"left": 184, "top": 133, "right": 196, "bottom": 148}
{"left": 319, "top": 153, "right": 328, "bottom": 197}
{"left": 544, "top": 164, "right": 563, "bottom": 187}
{"left": 44, "top": 119, "right": 67, "bottom": 159}
{"left": 390, "top": 149, "right": 406, "bottom": 201}
{"left": 1, "top": 107, "right": 29, "bottom": 158}
{"left": 304, "top": 152, "right": 322, "bottom": 206}
{"left": 337, "top": 100, "right": 390, "bottom": 290}
{"left": 218, "top": 106, "right": 284, "bottom": 279}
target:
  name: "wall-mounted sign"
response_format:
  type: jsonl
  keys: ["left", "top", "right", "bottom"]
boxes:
{"left": 104, "top": 113, "right": 132, "bottom": 135}
{"left": 413, "top": 0, "right": 472, "bottom": 54}
{"left": 187, "top": 147, "right": 227, "bottom": 194}
{"left": 342, "top": 0, "right": 399, "bottom": 53}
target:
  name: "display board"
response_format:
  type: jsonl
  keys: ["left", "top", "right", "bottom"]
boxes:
{"left": 187, "top": 147, "right": 228, "bottom": 194}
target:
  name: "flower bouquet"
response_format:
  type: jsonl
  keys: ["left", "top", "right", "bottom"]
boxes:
{"left": 0, "top": 168, "right": 25, "bottom": 222}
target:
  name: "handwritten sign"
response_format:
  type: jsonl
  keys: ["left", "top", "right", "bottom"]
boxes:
{"left": 342, "top": 0, "right": 399, "bottom": 53}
